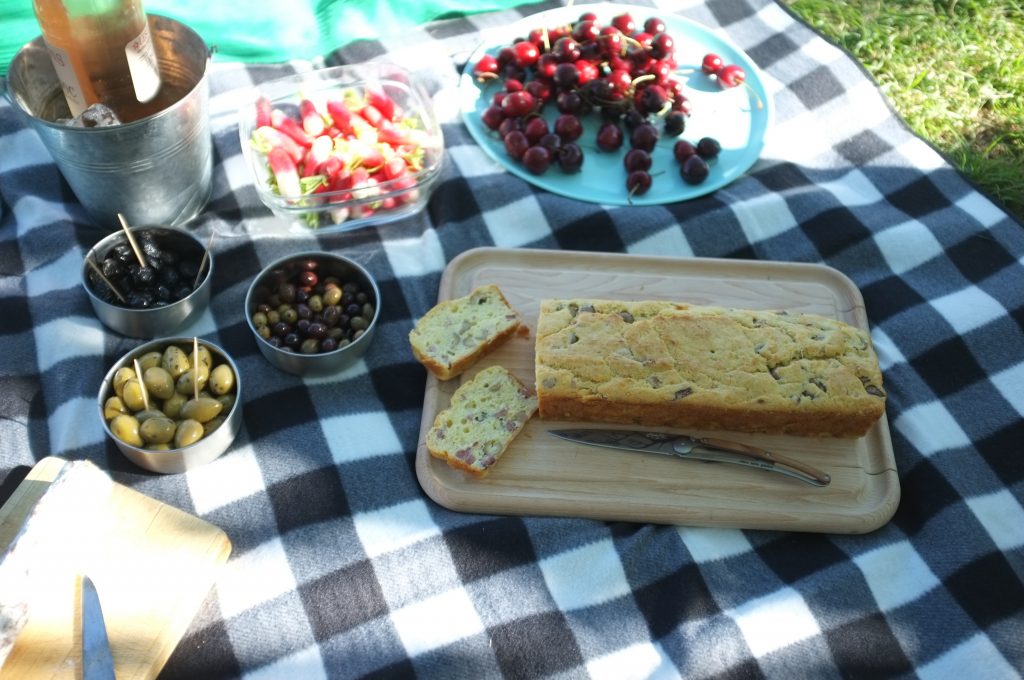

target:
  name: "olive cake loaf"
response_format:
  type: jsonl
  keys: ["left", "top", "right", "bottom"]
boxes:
{"left": 426, "top": 365, "right": 539, "bottom": 476}
{"left": 535, "top": 299, "right": 886, "bottom": 438}
{"left": 410, "top": 284, "right": 523, "bottom": 380}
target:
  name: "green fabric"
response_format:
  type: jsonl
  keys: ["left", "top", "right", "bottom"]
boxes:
{"left": 1, "top": 0, "right": 527, "bottom": 76}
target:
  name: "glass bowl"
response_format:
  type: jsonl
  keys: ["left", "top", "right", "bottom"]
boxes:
{"left": 238, "top": 63, "right": 444, "bottom": 234}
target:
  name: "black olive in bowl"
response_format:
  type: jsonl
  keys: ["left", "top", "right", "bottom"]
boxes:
{"left": 82, "top": 226, "right": 212, "bottom": 338}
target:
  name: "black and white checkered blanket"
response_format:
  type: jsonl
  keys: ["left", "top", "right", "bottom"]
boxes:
{"left": 1, "top": 1, "right": 1022, "bottom": 678}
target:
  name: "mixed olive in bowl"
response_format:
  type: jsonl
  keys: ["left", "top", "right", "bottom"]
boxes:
{"left": 82, "top": 226, "right": 212, "bottom": 338}
{"left": 245, "top": 251, "right": 380, "bottom": 376}
{"left": 98, "top": 337, "right": 241, "bottom": 473}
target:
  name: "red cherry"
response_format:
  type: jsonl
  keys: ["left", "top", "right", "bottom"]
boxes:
{"left": 473, "top": 54, "right": 499, "bottom": 79}
{"left": 503, "top": 130, "right": 529, "bottom": 160}
{"left": 513, "top": 41, "right": 540, "bottom": 68}
{"left": 716, "top": 64, "right": 746, "bottom": 88}
{"left": 701, "top": 53, "right": 724, "bottom": 75}
{"left": 522, "top": 145, "right": 552, "bottom": 175}
{"left": 612, "top": 13, "right": 636, "bottom": 35}
{"left": 501, "top": 90, "right": 536, "bottom": 117}
{"left": 644, "top": 17, "right": 667, "bottom": 35}
{"left": 536, "top": 53, "right": 558, "bottom": 79}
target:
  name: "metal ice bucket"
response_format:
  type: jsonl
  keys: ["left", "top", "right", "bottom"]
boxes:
{"left": 4, "top": 15, "right": 213, "bottom": 229}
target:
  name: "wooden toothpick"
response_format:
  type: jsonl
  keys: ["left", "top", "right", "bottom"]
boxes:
{"left": 117, "top": 213, "right": 147, "bottom": 268}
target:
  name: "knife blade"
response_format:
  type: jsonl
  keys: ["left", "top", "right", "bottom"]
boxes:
{"left": 81, "top": 575, "right": 116, "bottom": 680}
{"left": 549, "top": 428, "right": 831, "bottom": 487}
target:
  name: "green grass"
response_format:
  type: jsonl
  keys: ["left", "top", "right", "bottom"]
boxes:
{"left": 781, "top": 0, "right": 1024, "bottom": 221}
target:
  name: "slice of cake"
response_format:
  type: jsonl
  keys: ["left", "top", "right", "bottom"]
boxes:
{"left": 410, "top": 284, "right": 522, "bottom": 380}
{"left": 426, "top": 365, "right": 538, "bottom": 476}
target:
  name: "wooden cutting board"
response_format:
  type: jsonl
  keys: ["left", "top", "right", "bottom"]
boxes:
{"left": 415, "top": 248, "right": 900, "bottom": 534}
{"left": 0, "top": 457, "right": 231, "bottom": 679}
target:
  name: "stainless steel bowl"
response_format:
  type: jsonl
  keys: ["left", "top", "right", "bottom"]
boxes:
{"left": 98, "top": 336, "right": 242, "bottom": 474}
{"left": 82, "top": 226, "right": 212, "bottom": 338}
{"left": 244, "top": 251, "right": 380, "bottom": 376}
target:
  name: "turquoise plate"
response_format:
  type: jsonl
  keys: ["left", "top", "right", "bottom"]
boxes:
{"left": 458, "top": 3, "right": 774, "bottom": 206}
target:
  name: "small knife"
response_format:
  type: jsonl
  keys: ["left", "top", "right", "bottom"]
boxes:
{"left": 549, "top": 428, "right": 831, "bottom": 487}
{"left": 81, "top": 575, "right": 116, "bottom": 680}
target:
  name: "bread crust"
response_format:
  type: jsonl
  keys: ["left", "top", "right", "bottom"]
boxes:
{"left": 535, "top": 299, "right": 886, "bottom": 438}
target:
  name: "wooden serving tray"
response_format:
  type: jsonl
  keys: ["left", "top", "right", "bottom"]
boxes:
{"left": 0, "top": 457, "right": 231, "bottom": 679}
{"left": 415, "top": 248, "right": 899, "bottom": 534}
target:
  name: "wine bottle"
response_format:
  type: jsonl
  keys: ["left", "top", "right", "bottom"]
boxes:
{"left": 32, "top": 0, "right": 165, "bottom": 123}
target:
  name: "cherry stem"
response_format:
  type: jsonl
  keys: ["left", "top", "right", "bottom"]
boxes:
{"left": 740, "top": 80, "right": 764, "bottom": 110}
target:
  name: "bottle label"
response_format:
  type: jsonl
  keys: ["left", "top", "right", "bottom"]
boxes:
{"left": 125, "top": 23, "right": 161, "bottom": 103}
{"left": 43, "top": 40, "right": 86, "bottom": 117}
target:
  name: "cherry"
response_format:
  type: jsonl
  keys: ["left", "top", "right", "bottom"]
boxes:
{"left": 577, "top": 11, "right": 597, "bottom": 22}
{"left": 611, "top": 13, "right": 636, "bottom": 35}
{"left": 696, "top": 137, "right": 721, "bottom": 159}
{"left": 623, "top": 148, "right": 652, "bottom": 172}
{"left": 716, "top": 64, "right": 745, "bottom": 88}
{"left": 596, "top": 122, "right": 624, "bottom": 151}
{"left": 553, "top": 62, "right": 580, "bottom": 89}
{"left": 524, "top": 79, "right": 552, "bottom": 104}
{"left": 663, "top": 111, "right": 686, "bottom": 136}
{"left": 649, "top": 32, "right": 674, "bottom": 59}
{"left": 536, "top": 53, "right": 558, "bottom": 79}
{"left": 599, "top": 26, "right": 623, "bottom": 57}
{"left": 504, "top": 78, "right": 523, "bottom": 93}
{"left": 481, "top": 105, "right": 505, "bottom": 131}
{"left": 538, "top": 133, "right": 561, "bottom": 154}
{"left": 680, "top": 155, "right": 709, "bottom": 184}
{"left": 522, "top": 145, "right": 552, "bottom": 175}
{"left": 556, "top": 143, "right": 584, "bottom": 173}
{"left": 503, "top": 130, "right": 530, "bottom": 160}
{"left": 714, "top": 63, "right": 764, "bottom": 109}
{"left": 701, "top": 53, "right": 724, "bottom": 75}
{"left": 644, "top": 17, "right": 667, "bottom": 35}
{"left": 523, "top": 116, "right": 549, "bottom": 144}
{"left": 556, "top": 91, "right": 584, "bottom": 115}
{"left": 473, "top": 54, "right": 499, "bottom": 80}
{"left": 673, "top": 140, "right": 697, "bottom": 163}
{"left": 629, "top": 122, "right": 659, "bottom": 152}
{"left": 572, "top": 20, "right": 600, "bottom": 43}
{"left": 607, "top": 68, "right": 632, "bottom": 94}
{"left": 497, "top": 116, "right": 521, "bottom": 139}
{"left": 554, "top": 114, "right": 583, "bottom": 142}
{"left": 575, "top": 59, "right": 600, "bottom": 85}
{"left": 501, "top": 90, "right": 536, "bottom": 117}
{"left": 626, "top": 169, "right": 652, "bottom": 196}
{"left": 516, "top": 40, "right": 540, "bottom": 67}
{"left": 552, "top": 37, "right": 581, "bottom": 63}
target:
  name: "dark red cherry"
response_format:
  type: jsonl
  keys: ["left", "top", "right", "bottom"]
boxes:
{"left": 522, "top": 145, "right": 552, "bottom": 175}
{"left": 696, "top": 137, "right": 721, "bottom": 159}
{"left": 673, "top": 140, "right": 698, "bottom": 163}
{"left": 556, "top": 143, "right": 584, "bottom": 173}
{"left": 623, "top": 148, "right": 652, "bottom": 172}
{"left": 681, "top": 155, "right": 709, "bottom": 184}
{"left": 626, "top": 170, "right": 652, "bottom": 196}
{"left": 596, "top": 122, "right": 624, "bottom": 151}
{"left": 554, "top": 114, "right": 583, "bottom": 142}
{"left": 503, "top": 130, "right": 529, "bottom": 160}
